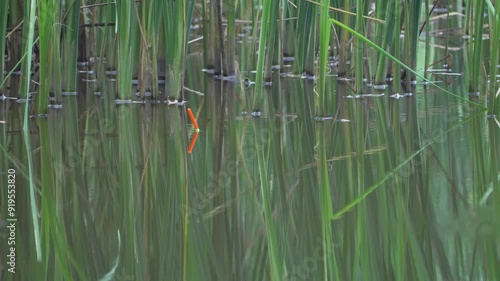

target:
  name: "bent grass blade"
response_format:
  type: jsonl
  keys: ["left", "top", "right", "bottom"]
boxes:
{"left": 329, "top": 18, "right": 487, "bottom": 110}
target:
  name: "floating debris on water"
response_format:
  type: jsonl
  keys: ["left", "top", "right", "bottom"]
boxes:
{"left": 135, "top": 91, "right": 153, "bottom": 97}
{"left": 202, "top": 68, "right": 216, "bottom": 74}
{"left": 115, "top": 99, "right": 133, "bottom": 104}
{"left": 372, "top": 84, "right": 388, "bottom": 90}
{"left": 48, "top": 104, "right": 63, "bottom": 109}
{"left": 29, "top": 114, "right": 48, "bottom": 118}
{"left": 244, "top": 77, "right": 255, "bottom": 86}
{"left": 314, "top": 116, "right": 350, "bottom": 122}
{"left": 251, "top": 109, "right": 261, "bottom": 117}
{"left": 315, "top": 116, "right": 333, "bottom": 121}
{"left": 0, "top": 95, "right": 18, "bottom": 101}
{"left": 390, "top": 92, "right": 412, "bottom": 99}
{"left": 346, "top": 93, "right": 384, "bottom": 99}
{"left": 167, "top": 99, "right": 188, "bottom": 106}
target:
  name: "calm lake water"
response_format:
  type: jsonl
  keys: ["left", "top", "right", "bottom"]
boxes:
{"left": 1, "top": 31, "right": 499, "bottom": 280}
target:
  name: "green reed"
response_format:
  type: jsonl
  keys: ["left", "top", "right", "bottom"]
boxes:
{"left": 209, "top": 0, "right": 223, "bottom": 74}
{"left": 224, "top": 0, "right": 236, "bottom": 75}
{"left": 6, "top": 1, "right": 24, "bottom": 96}
{"left": 253, "top": 0, "right": 272, "bottom": 108}
{"left": 293, "top": 0, "right": 316, "bottom": 76}
{"left": 373, "top": 0, "right": 396, "bottom": 84}
{"left": 116, "top": 0, "right": 137, "bottom": 99}
{"left": 3, "top": 2, "right": 500, "bottom": 281}
{"left": 36, "top": 0, "right": 59, "bottom": 112}
{"left": 162, "top": 0, "right": 194, "bottom": 98}
{"left": 468, "top": 0, "right": 485, "bottom": 93}
{"left": 317, "top": 0, "right": 330, "bottom": 113}
{"left": 403, "top": 0, "right": 422, "bottom": 85}
{"left": 281, "top": 0, "right": 294, "bottom": 58}
{"left": 354, "top": 0, "right": 364, "bottom": 92}
{"left": 0, "top": 0, "right": 453, "bottom": 108}
{"left": 317, "top": 0, "right": 337, "bottom": 279}
{"left": 138, "top": 0, "right": 164, "bottom": 97}
{"left": 487, "top": 0, "right": 500, "bottom": 114}
{"left": 488, "top": 3, "right": 500, "bottom": 202}
{"left": 263, "top": 0, "right": 279, "bottom": 81}
{"left": 61, "top": 0, "right": 80, "bottom": 93}
{"left": 0, "top": 0, "right": 8, "bottom": 87}
{"left": 423, "top": 0, "right": 430, "bottom": 79}
{"left": 330, "top": 17, "right": 485, "bottom": 109}
{"left": 21, "top": 0, "right": 42, "bottom": 262}
{"left": 392, "top": 0, "right": 402, "bottom": 86}
{"left": 336, "top": 0, "right": 351, "bottom": 76}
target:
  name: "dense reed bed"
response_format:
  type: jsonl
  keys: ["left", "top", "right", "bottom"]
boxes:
{"left": 0, "top": 0, "right": 499, "bottom": 113}
{"left": 1, "top": 1, "right": 499, "bottom": 281}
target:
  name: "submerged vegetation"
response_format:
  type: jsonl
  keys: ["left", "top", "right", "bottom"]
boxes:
{"left": 1, "top": 0, "right": 499, "bottom": 280}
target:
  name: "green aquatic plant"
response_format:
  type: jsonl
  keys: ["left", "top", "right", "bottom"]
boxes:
{"left": 467, "top": 0, "right": 485, "bottom": 93}
{"left": 36, "top": 0, "right": 59, "bottom": 112}
{"left": 115, "top": 0, "right": 137, "bottom": 99}
{"left": 61, "top": 0, "right": 81, "bottom": 94}
{"left": 138, "top": 0, "right": 164, "bottom": 97}
{"left": 2, "top": 2, "right": 500, "bottom": 281}
{"left": 0, "top": 0, "right": 8, "bottom": 86}
{"left": 486, "top": 0, "right": 500, "bottom": 115}
{"left": 162, "top": 0, "right": 195, "bottom": 98}
{"left": 330, "top": 17, "right": 486, "bottom": 109}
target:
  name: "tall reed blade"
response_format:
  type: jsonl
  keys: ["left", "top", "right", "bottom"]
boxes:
{"left": 224, "top": 0, "right": 236, "bottom": 76}
{"left": 293, "top": 1, "right": 316, "bottom": 76}
{"left": 37, "top": 0, "right": 59, "bottom": 112}
{"left": 163, "top": 0, "right": 194, "bottom": 98}
{"left": 61, "top": 0, "right": 81, "bottom": 93}
{"left": 0, "top": 0, "right": 8, "bottom": 87}
{"left": 469, "top": 0, "right": 485, "bottom": 93}
{"left": 317, "top": 0, "right": 337, "bottom": 279}
{"left": 337, "top": 0, "right": 351, "bottom": 76}
{"left": 488, "top": 0, "right": 500, "bottom": 114}
{"left": 402, "top": 0, "right": 421, "bottom": 86}
{"left": 253, "top": 119, "right": 284, "bottom": 280}
{"left": 116, "top": 0, "right": 137, "bottom": 99}
{"left": 317, "top": 0, "right": 330, "bottom": 112}
{"left": 253, "top": 0, "right": 272, "bottom": 108}
{"left": 210, "top": 0, "right": 224, "bottom": 75}
{"left": 373, "top": 0, "right": 396, "bottom": 84}
{"left": 138, "top": 0, "right": 164, "bottom": 98}
{"left": 21, "top": 0, "right": 42, "bottom": 261}
{"left": 393, "top": 0, "right": 402, "bottom": 86}
{"left": 263, "top": 0, "right": 280, "bottom": 81}
{"left": 354, "top": 0, "right": 364, "bottom": 92}
{"left": 329, "top": 18, "right": 486, "bottom": 109}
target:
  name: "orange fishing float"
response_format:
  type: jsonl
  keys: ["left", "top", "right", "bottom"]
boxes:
{"left": 188, "top": 132, "right": 199, "bottom": 153}
{"left": 187, "top": 108, "right": 199, "bottom": 131}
